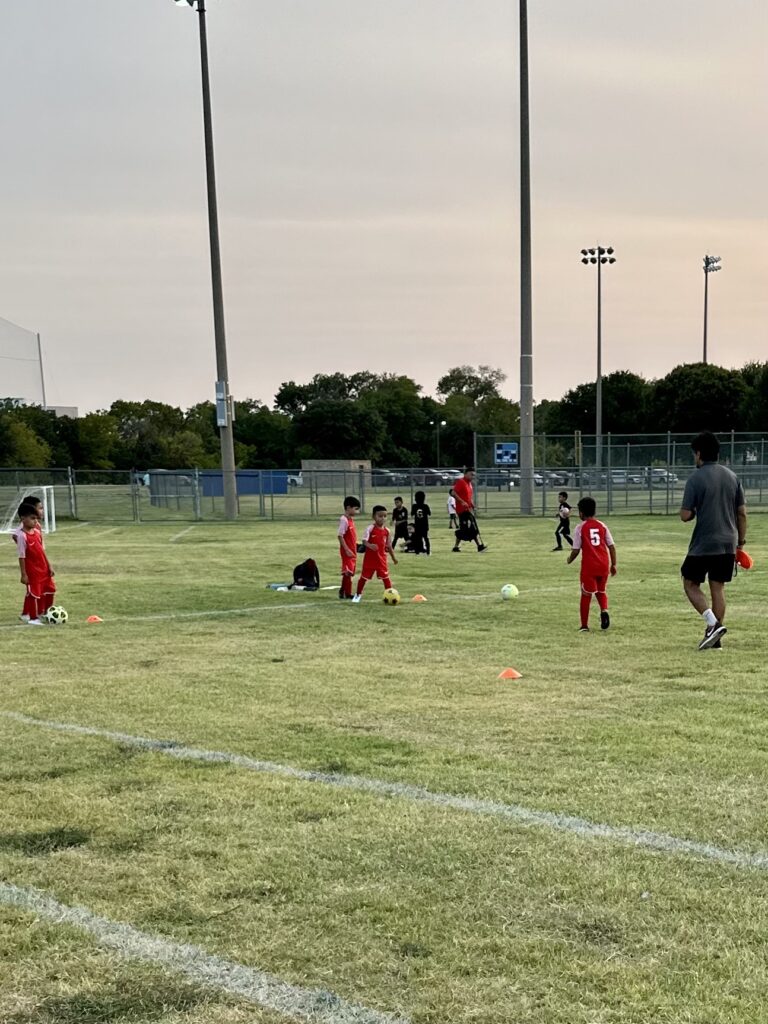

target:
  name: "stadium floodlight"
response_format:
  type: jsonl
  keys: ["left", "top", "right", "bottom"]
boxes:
{"left": 580, "top": 244, "right": 617, "bottom": 472}
{"left": 702, "top": 255, "right": 723, "bottom": 364}
{"left": 429, "top": 419, "right": 448, "bottom": 466}
{"left": 173, "top": 0, "right": 238, "bottom": 519}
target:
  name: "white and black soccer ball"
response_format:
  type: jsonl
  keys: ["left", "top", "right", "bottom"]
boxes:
{"left": 45, "top": 605, "right": 69, "bottom": 625}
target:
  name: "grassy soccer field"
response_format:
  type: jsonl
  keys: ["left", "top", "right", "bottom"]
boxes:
{"left": 1, "top": 516, "right": 767, "bottom": 1024}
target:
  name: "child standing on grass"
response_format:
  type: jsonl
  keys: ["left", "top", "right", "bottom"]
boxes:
{"left": 337, "top": 496, "right": 360, "bottom": 600}
{"left": 391, "top": 496, "right": 409, "bottom": 551}
{"left": 353, "top": 505, "right": 397, "bottom": 602}
{"left": 447, "top": 490, "right": 458, "bottom": 530}
{"left": 411, "top": 490, "right": 431, "bottom": 555}
{"left": 567, "top": 496, "right": 617, "bottom": 632}
{"left": 553, "top": 491, "right": 573, "bottom": 550}
{"left": 16, "top": 502, "right": 56, "bottom": 625}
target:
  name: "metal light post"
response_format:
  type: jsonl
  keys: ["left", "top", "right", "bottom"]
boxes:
{"left": 518, "top": 0, "right": 535, "bottom": 515}
{"left": 429, "top": 419, "right": 447, "bottom": 466}
{"left": 581, "top": 246, "right": 616, "bottom": 471}
{"left": 174, "top": 0, "right": 238, "bottom": 520}
{"left": 702, "top": 255, "right": 722, "bottom": 364}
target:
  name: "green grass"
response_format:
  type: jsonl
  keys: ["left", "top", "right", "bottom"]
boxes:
{"left": 1, "top": 516, "right": 767, "bottom": 1023}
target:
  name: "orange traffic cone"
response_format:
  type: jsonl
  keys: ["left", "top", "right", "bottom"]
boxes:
{"left": 86, "top": 615, "right": 103, "bottom": 623}
{"left": 411, "top": 594, "right": 428, "bottom": 603}
{"left": 497, "top": 668, "right": 522, "bottom": 680}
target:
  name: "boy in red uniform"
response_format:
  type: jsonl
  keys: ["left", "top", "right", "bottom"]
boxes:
{"left": 567, "top": 496, "right": 617, "bottom": 632}
{"left": 352, "top": 505, "right": 398, "bottom": 602}
{"left": 337, "top": 496, "right": 361, "bottom": 599}
{"left": 16, "top": 502, "right": 56, "bottom": 625}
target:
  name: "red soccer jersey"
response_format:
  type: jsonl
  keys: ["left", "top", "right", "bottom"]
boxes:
{"left": 453, "top": 477, "right": 474, "bottom": 512}
{"left": 338, "top": 515, "right": 357, "bottom": 554}
{"left": 572, "top": 518, "right": 614, "bottom": 578}
{"left": 362, "top": 523, "right": 390, "bottom": 576}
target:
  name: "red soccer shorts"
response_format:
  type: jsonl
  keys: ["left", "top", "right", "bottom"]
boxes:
{"left": 360, "top": 555, "right": 388, "bottom": 581}
{"left": 581, "top": 574, "right": 607, "bottom": 595}
{"left": 340, "top": 555, "right": 357, "bottom": 577}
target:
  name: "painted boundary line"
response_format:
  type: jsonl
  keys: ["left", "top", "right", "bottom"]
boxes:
{"left": 4, "top": 712, "right": 768, "bottom": 873}
{"left": 0, "top": 603, "right": 311, "bottom": 633}
{"left": 169, "top": 526, "right": 195, "bottom": 543}
{"left": 0, "top": 882, "right": 408, "bottom": 1024}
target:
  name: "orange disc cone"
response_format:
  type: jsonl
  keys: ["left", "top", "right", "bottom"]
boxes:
{"left": 497, "top": 668, "right": 522, "bottom": 680}
{"left": 86, "top": 615, "right": 103, "bottom": 623}
{"left": 411, "top": 594, "right": 428, "bottom": 603}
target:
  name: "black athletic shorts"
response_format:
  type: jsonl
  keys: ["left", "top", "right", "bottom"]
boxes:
{"left": 681, "top": 553, "right": 735, "bottom": 585}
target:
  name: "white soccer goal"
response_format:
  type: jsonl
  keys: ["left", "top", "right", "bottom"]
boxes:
{"left": 0, "top": 486, "right": 57, "bottom": 535}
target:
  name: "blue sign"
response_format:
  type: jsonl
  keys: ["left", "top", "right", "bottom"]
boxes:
{"left": 494, "top": 442, "right": 519, "bottom": 466}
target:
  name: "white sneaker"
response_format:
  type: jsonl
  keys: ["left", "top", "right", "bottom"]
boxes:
{"left": 351, "top": 595, "right": 362, "bottom": 604}
{"left": 26, "top": 618, "right": 45, "bottom": 627}
{"left": 19, "top": 614, "right": 30, "bottom": 623}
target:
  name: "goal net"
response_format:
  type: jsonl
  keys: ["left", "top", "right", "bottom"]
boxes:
{"left": 0, "top": 316, "right": 44, "bottom": 406}
{"left": 0, "top": 486, "right": 57, "bottom": 535}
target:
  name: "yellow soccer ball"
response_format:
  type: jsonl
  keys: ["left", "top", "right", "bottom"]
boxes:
{"left": 383, "top": 588, "right": 401, "bottom": 606}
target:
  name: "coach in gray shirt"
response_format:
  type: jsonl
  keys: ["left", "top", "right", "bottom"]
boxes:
{"left": 680, "top": 431, "right": 747, "bottom": 650}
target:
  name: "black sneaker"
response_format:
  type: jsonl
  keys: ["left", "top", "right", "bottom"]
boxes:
{"left": 452, "top": 546, "right": 461, "bottom": 552}
{"left": 600, "top": 610, "right": 610, "bottom": 631}
{"left": 338, "top": 587, "right": 345, "bottom": 599}
{"left": 552, "top": 546, "right": 563, "bottom": 552}
{"left": 699, "top": 623, "right": 727, "bottom": 650}
{"left": 477, "top": 544, "right": 487, "bottom": 553}
{"left": 578, "top": 626, "right": 590, "bottom": 633}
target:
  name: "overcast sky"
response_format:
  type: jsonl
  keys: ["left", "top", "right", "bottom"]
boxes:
{"left": 1, "top": 0, "right": 766, "bottom": 412}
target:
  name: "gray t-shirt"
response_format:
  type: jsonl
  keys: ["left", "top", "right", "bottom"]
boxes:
{"left": 681, "top": 462, "right": 745, "bottom": 556}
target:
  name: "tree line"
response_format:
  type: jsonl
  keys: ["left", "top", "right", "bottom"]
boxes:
{"left": 1, "top": 361, "right": 767, "bottom": 470}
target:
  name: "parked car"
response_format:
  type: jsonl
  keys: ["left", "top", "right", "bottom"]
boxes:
{"left": 287, "top": 472, "right": 303, "bottom": 487}
{"left": 645, "top": 468, "right": 679, "bottom": 487}
{"left": 371, "top": 468, "right": 409, "bottom": 487}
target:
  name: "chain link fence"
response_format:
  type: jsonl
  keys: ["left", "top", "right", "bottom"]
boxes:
{"left": 1, "top": 436, "right": 766, "bottom": 524}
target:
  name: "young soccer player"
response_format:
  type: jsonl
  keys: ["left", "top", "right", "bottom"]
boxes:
{"left": 411, "top": 490, "right": 431, "bottom": 555}
{"left": 337, "top": 496, "right": 360, "bottom": 600}
{"left": 566, "top": 496, "right": 617, "bottom": 632}
{"left": 16, "top": 502, "right": 56, "bottom": 625}
{"left": 292, "top": 558, "right": 320, "bottom": 590}
{"left": 553, "top": 491, "right": 573, "bottom": 550}
{"left": 352, "top": 505, "right": 397, "bottom": 602}
{"left": 447, "top": 491, "right": 458, "bottom": 530}
{"left": 391, "top": 497, "right": 409, "bottom": 551}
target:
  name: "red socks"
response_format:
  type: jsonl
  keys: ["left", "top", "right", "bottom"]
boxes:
{"left": 580, "top": 594, "right": 591, "bottom": 629}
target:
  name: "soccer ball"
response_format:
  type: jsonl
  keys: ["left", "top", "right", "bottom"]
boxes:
{"left": 383, "top": 588, "right": 401, "bottom": 606}
{"left": 45, "top": 605, "right": 69, "bottom": 625}
{"left": 501, "top": 584, "right": 519, "bottom": 600}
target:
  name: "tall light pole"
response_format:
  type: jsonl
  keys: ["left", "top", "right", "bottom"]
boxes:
{"left": 429, "top": 419, "right": 447, "bottom": 466}
{"left": 702, "top": 255, "right": 722, "bottom": 364}
{"left": 174, "top": 0, "right": 238, "bottom": 520}
{"left": 581, "top": 246, "right": 616, "bottom": 471}
{"left": 518, "top": 0, "right": 534, "bottom": 516}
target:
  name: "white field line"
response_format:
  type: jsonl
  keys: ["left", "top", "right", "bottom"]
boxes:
{"left": 4, "top": 711, "right": 768, "bottom": 873}
{"left": 0, "top": 882, "right": 408, "bottom": 1024}
{"left": 169, "top": 526, "right": 195, "bottom": 543}
{"left": 55, "top": 521, "right": 90, "bottom": 531}
{"left": 92, "top": 527, "right": 121, "bottom": 538}
{"left": 0, "top": 603, "right": 312, "bottom": 632}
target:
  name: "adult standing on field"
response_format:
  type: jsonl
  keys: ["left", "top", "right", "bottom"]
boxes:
{"left": 680, "top": 431, "right": 747, "bottom": 650}
{"left": 451, "top": 468, "right": 487, "bottom": 553}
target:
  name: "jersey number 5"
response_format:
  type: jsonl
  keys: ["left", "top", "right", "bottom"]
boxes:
{"left": 589, "top": 528, "right": 601, "bottom": 546}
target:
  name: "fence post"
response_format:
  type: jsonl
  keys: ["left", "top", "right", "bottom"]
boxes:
{"left": 359, "top": 467, "right": 365, "bottom": 513}
{"left": 67, "top": 466, "right": 78, "bottom": 520}
{"left": 761, "top": 438, "right": 765, "bottom": 505}
{"left": 730, "top": 429, "right": 735, "bottom": 467}
{"left": 576, "top": 430, "right": 583, "bottom": 501}
{"left": 193, "top": 468, "right": 202, "bottom": 521}
{"left": 606, "top": 433, "right": 612, "bottom": 512}
{"left": 130, "top": 473, "right": 141, "bottom": 523}
{"left": 665, "top": 431, "right": 671, "bottom": 514}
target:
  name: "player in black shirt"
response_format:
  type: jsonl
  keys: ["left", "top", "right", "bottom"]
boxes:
{"left": 391, "top": 497, "right": 409, "bottom": 550}
{"left": 553, "top": 491, "right": 573, "bottom": 550}
{"left": 411, "top": 490, "right": 432, "bottom": 555}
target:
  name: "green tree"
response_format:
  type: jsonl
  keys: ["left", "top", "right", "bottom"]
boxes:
{"left": 437, "top": 365, "right": 506, "bottom": 402}
{"left": 293, "top": 401, "right": 385, "bottom": 461}
{"left": 0, "top": 419, "right": 52, "bottom": 467}
{"left": 649, "top": 364, "right": 747, "bottom": 433}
